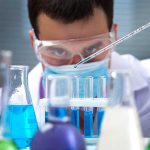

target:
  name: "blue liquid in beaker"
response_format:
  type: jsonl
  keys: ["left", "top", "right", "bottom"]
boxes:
{"left": 5, "top": 105, "right": 38, "bottom": 149}
{"left": 84, "top": 110, "right": 93, "bottom": 137}
{"left": 71, "top": 108, "right": 80, "bottom": 129}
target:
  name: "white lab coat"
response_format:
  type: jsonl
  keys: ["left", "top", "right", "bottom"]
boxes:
{"left": 28, "top": 52, "right": 150, "bottom": 137}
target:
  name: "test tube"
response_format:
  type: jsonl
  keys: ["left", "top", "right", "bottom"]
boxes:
{"left": 96, "top": 76, "right": 106, "bottom": 135}
{"left": 83, "top": 76, "right": 93, "bottom": 137}
{"left": 71, "top": 76, "right": 80, "bottom": 129}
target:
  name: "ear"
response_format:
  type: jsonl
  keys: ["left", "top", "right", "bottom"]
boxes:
{"left": 112, "top": 23, "right": 118, "bottom": 40}
{"left": 29, "top": 30, "right": 35, "bottom": 50}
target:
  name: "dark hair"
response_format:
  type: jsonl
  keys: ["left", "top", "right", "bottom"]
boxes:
{"left": 28, "top": 0, "right": 114, "bottom": 37}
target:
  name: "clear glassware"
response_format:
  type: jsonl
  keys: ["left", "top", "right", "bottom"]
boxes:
{"left": 96, "top": 76, "right": 107, "bottom": 136}
{"left": 108, "top": 70, "right": 135, "bottom": 107}
{"left": 71, "top": 76, "right": 80, "bottom": 129}
{"left": 46, "top": 75, "right": 71, "bottom": 121}
{"left": 4, "top": 65, "right": 38, "bottom": 149}
{"left": 0, "top": 50, "right": 18, "bottom": 150}
{"left": 83, "top": 76, "right": 93, "bottom": 137}
{"left": 31, "top": 75, "right": 86, "bottom": 150}
{"left": 97, "top": 70, "right": 144, "bottom": 150}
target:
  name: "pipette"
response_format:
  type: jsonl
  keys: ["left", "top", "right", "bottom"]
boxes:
{"left": 74, "top": 22, "right": 150, "bottom": 68}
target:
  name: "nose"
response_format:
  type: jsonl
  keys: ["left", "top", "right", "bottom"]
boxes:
{"left": 71, "top": 54, "right": 82, "bottom": 64}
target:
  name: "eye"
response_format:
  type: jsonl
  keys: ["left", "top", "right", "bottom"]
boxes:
{"left": 41, "top": 46, "right": 70, "bottom": 58}
{"left": 85, "top": 47, "right": 98, "bottom": 54}
{"left": 51, "top": 49, "right": 67, "bottom": 57}
{"left": 84, "top": 42, "right": 103, "bottom": 54}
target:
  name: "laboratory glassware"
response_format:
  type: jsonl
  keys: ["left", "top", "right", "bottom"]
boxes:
{"left": 0, "top": 50, "right": 18, "bottom": 150}
{"left": 96, "top": 76, "right": 107, "bottom": 135}
{"left": 5, "top": 65, "right": 38, "bottom": 149}
{"left": 83, "top": 76, "right": 93, "bottom": 137}
{"left": 71, "top": 76, "right": 80, "bottom": 129}
{"left": 31, "top": 75, "right": 86, "bottom": 150}
{"left": 75, "top": 22, "right": 150, "bottom": 67}
{"left": 97, "top": 70, "right": 144, "bottom": 150}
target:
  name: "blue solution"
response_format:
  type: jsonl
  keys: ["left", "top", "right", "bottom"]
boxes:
{"left": 84, "top": 110, "right": 93, "bottom": 137}
{"left": 49, "top": 107, "right": 68, "bottom": 119}
{"left": 45, "top": 111, "right": 49, "bottom": 122}
{"left": 71, "top": 108, "right": 80, "bottom": 129}
{"left": 5, "top": 105, "right": 38, "bottom": 149}
{"left": 97, "top": 109, "right": 105, "bottom": 135}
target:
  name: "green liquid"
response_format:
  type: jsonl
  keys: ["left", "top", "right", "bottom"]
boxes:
{"left": 146, "top": 142, "right": 150, "bottom": 150}
{"left": 0, "top": 139, "right": 18, "bottom": 150}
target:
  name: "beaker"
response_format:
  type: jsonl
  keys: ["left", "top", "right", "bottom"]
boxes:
{"left": 97, "top": 70, "right": 144, "bottom": 150}
{"left": 5, "top": 65, "right": 38, "bottom": 149}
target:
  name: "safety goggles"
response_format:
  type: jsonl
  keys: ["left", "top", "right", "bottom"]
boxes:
{"left": 34, "top": 32, "right": 115, "bottom": 66}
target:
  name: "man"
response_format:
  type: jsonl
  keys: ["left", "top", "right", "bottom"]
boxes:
{"left": 27, "top": 0, "right": 150, "bottom": 137}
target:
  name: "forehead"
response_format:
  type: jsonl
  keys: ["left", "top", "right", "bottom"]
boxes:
{"left": 37, "top": 8, "right": 109, "bottom": 41}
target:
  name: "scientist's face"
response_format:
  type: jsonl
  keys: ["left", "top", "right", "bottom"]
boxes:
{"left": 30, "top": 8, "right": 113, "bottom": 68}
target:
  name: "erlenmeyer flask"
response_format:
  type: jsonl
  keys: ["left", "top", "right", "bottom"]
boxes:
{"left": 97, "top": 70, "right": 144, "bottom": 150}
{"left": 0, "top": 50, "right": 18, "bottom": 150}
{"left": 5, "top": 65, "right": 38, "bottom": 149}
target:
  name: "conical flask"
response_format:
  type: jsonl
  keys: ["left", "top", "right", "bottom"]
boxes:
{"left": 97, "top": 70, "right": 144, "bottom": 150}
{"left": 4, "top": 65, "right": 38, "bottom": 149}
{"left": 0, "top": 50, "right": 18, "bottom": 150}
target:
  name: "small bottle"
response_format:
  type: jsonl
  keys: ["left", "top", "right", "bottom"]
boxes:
{"left": 31, "top": 75, "right": 86, "bottom": 150}
{"left": 4, "top": 65, "right": 38, "bottom": 149}
{"left": 0, "top": 50, "right": 18, "bottom": 150}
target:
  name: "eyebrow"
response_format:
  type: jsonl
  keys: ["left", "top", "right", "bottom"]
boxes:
{"left": 45, "top": 46, "right": 67, "bottom": 52}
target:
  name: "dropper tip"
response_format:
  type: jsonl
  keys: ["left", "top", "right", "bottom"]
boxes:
{"left": 74, "top": 64, "right": 78, "bottom": 68}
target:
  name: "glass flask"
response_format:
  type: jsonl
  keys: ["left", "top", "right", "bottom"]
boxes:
{"left": 31, "top": 75, "right": 86, "bottom": 150}
{"left": 4, "top": 65, "right": 38, "bottom": 149}
{"left": 97, "top": 70, "right": 144, "bottom": 150}
{"left": 0, "top": 50, "right": 18, "bottom": 150}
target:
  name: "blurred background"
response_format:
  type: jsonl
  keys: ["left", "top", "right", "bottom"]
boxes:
{"left": 0, "top": 0, "right": 150, "bottom": 69}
